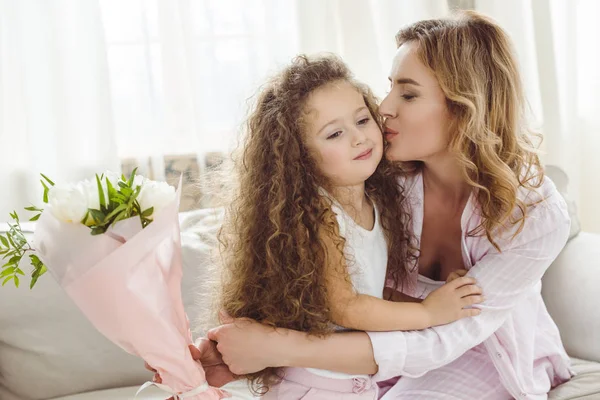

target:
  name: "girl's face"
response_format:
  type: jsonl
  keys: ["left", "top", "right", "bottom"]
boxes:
{"left": 303, "top": 81, "right": 383, "bottom": 188}
{"left": 379, "top": 41, "right": 453, "bottom": 163}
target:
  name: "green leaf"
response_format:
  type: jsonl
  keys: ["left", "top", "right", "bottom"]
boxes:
{"left": 0, "top": 267, "right": 15, "bottom": 278}
{"left": 128, "top": 167, "right": 138, "bottom": 187}
{"left": 90, "top": 227, "right": 105, "bottom": 235}
{"left": 15, "top": 268, "right": 24, "bottom": 276}
{"left": 131, "top": 185, "right": 142, "bottom": 199}
{"left": 0, "top": 236, "right": 8, "bottom": 248}
{"left": 14, "top": 275, "right": 19, "bottom": 288}
{"left": 96, "top": 174, "right": 106, "bottom": 208}
{"left": 141, "top": 207, "right": 154, "bottom": 218}
{"left": 40, "top": 173, "right": 55, "bottom": 187}
{"left": 6, "top": 234, "right": 15, "bottom": 248}
{"left": 105, "top": 204, "right": 128, "bottom": 221}
{"left": 89, "top": 209, "right": 106, "bottom": 224}
{"left": 24, "top": 206, "right": 37, "bottom": 212}
{"left": 80, "top": 210, "right": 90, "bottom": 225}
{"left": 106, "top": 178, "right": 118, "bottom": 205}
{"left": 10, "top": 211, "right": 19, "bottom": 223}
{"left": 118, "top": 181, "right": 129, "bottom": 190}
{"left": 30, "top": 264, "right": 46, "bottom": 289}
{"left": 41, "top": 180, "right": 49, "bottom": 203}
{"left": 8, "top": 255, "right": 20, "bottom": 265}
{"left": 113, "top": 210, "right": 132, "bottom": 223}
{"left": 120, "top": 187, "right": 133, "bottom": 198}
{"left": 2, "top": 275, "right": 14, "bottom": 287}
{"left": 113, "top": 193, "right": 126, "bottom": 201}
{"left": 29, "top": 214, "right": 41, "bottom": 222}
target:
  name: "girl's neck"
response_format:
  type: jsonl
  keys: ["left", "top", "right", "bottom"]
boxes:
{"left": 329, "top": 183, "right": 370, "bottom": 215}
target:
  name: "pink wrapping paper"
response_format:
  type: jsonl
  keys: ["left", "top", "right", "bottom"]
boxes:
{"left": 33, "top": 183, "right": 227, "bottom": 399}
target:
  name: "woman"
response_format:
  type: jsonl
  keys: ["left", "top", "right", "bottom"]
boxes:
{"left": 167, "top": 10, "right": 572, "bottom": 400}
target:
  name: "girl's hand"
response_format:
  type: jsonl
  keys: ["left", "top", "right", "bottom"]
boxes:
{"left": 422, "top": 276, "right": 484, "bottom": 326}
{"left": 446, "top": 269, "right": 469, "bottom": 283}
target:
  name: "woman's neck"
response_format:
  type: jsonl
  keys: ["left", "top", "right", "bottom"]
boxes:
{"left": 422, "top": 152, "right": 471, "bottom": 207}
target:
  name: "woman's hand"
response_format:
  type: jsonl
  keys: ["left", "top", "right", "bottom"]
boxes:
{"left": 144, "top": 337, "right": 237, "bottom": 388}
{"left": 422, "top": 276, "right": 484, "bottom": 326}
{"left": 206, "top": 313, "right": 291, "bottom": 375}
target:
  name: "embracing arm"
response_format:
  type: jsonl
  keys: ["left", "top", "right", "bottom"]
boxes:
{"left": 366, "top": 199, "right": 570, "bottom": 380}
{"left": 208, "top": 195, "right": 569, "bottom": 378}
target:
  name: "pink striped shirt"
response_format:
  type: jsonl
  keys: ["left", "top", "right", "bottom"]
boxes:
{"left": 368, "top": 172, "right": 573, "bottom": 400}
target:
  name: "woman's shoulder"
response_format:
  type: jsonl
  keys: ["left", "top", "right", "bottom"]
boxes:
{"left": 516, "top": 173, "right": 567, "bottom": 212}
{"left": 501, "top": 173, "right": 571, "bottom": 246}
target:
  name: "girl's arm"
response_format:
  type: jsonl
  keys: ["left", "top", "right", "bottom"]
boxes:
{"left": 321, "top": 232, "right": 482, "bottom": 332}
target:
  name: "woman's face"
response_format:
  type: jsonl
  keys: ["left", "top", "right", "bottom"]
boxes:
{"left": 379, "top": 41, "right": 453, "bottom": 163}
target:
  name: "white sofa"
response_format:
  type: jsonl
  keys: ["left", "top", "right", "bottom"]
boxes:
{"left": 1, "top": 167, "right": 599, "bottom": 400}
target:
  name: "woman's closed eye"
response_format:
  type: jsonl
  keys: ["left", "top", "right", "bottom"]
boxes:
{"left": 402, "top": 93, "right": 417, "bottom": 101}
{"left": 357, "top": 117, "right": 371, "bottom": 125}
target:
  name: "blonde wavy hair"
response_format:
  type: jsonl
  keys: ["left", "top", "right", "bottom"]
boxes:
{"left": 216, "top": 54, "right": 414, "bottom": 394}
{"left": 395, "top": 10, "right": 544, "bottom": 248}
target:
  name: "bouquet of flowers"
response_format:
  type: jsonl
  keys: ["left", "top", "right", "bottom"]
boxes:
{"left": 0, "top": 170, "right": 227, "bottom": 400}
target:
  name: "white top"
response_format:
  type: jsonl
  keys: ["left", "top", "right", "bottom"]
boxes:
{"left": 307, "top": 196, "right": 388, "bottom": 380}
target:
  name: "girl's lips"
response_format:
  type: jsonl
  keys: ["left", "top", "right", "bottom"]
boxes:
{"left": 354, "top": 149, "right": 373, "bottom": 160}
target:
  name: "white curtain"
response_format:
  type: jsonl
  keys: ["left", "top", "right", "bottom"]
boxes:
{"left": 476, "top": 0, "right": 600, "bottom": 233}
{"left": 0, "top": 0, "right": 119, "bottom": 218}
{"left": 0, "top": 0, "right": 451, "bottom": 218}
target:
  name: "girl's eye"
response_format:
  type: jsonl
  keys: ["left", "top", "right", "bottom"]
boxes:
{"left": 357, "top": 117, "right": 370, "bottom": 125}
{"left": 327, "top": 131, "right": 342, "bottom": 140}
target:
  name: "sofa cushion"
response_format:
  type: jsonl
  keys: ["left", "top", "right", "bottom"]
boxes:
{"left": 545, "top": 165, "right": 582, "bottom": 241}
{"left": 0, "top": 209, "right": 224, "bottom": 400}
{"left": 549, "top": 358, "right": 600, "bottom": 399}
{"left": 542, "top": 232, "right": 600, "bottom": 364}
{"left": 48, "top": 380, "right": 258, "bottom": 400}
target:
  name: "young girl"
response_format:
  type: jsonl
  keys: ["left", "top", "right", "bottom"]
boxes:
{"left": 216, "top": 54, "right": 483, "bottom": 399}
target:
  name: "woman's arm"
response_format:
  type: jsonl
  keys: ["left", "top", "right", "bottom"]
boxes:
{"left": 366, "top": 199, "right": 571, "bottom": 381}
{"left": 208, "top": 196, "right": 570, "bottom": 378}
{"left": 207, "top": 314, "right": 377, "bottom": 375}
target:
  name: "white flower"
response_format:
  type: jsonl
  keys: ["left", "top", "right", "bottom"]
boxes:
{"left": 132, "top": 174, "right": 147, "bottom": 189}
{"left": 137, "top": 180, "right": 176, "bottom": 219}
{"left": 48, "top": 180, "right": 98, "bottom": 224}
{"left": 46, "top": 171, "right": 175, "bottom": 225}
{"left": 101, "top": 170, "right": 121, "bottom": 190}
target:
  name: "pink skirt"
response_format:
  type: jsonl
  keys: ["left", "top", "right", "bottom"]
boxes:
{"left": 263, "top": 368, "right": 378, "bottom": 399}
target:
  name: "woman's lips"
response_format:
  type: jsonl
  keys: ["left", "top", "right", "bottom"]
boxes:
{"left": 384, "top": 127, "right": 399, "bottom": 140}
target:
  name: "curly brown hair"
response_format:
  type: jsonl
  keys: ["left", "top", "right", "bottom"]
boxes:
{"left": 216, "top": 54, "right": 414, "bottom": 394}
{"left": 395, "top": 11, "right": 544, "bottom": 249}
